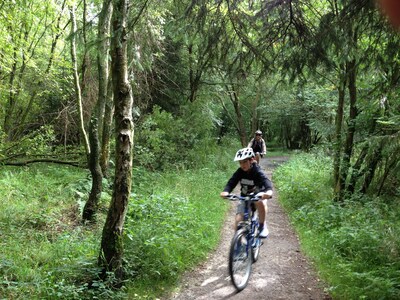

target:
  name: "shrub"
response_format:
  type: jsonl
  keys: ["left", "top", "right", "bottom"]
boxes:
{"left": 273, "top": 151, "right": 333, "bottom": 212}
{"left": 274, "top": 152, "right": 400, "bottom": 300}
{"left": 134, "top": 102, "right": 222, "bottom": 171}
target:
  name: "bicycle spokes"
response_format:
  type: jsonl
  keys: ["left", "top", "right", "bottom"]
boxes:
{"left": 229, "top": 230, "right": 252, "bottom": 291}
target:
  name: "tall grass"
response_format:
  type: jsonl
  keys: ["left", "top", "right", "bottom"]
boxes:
{"left": 123, "top": 167, "right": 230, "bottom": 296}
{"left": 0, "top": 165, "right": 104, "bottom": 299}
{"left": 274, "top": 152, "right": 400, "bottom": 299}
{"left": 0, "top": 146, "right": 236, "bottom": 299}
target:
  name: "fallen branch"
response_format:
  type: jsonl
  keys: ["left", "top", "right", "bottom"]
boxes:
{"left": 2, "top": 159, "right": 82, "bottom": 167}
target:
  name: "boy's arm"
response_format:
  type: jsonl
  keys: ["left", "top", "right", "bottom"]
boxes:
{"left": 221, "top": 169, "right": 240, "bottom": 197}
{"left": 257, "top": 168, "right": 273, "bottom": 193}
{"left": 247, "top": 138, "right": 254, "bottom": 148}
{"left": 262, "top": 138, "right": 267, "bottom": 155}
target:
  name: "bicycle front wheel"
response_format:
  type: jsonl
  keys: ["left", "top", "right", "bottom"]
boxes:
{"left": 252, "top": 213, "right": 261, "bottom": 263}
{"left": 228, "top": 228, "right": 252, "bottom": 291}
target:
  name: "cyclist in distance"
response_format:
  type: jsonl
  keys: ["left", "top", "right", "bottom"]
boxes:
{"left": 220, "top": 147, "right": 273, "bottom": 238}
{"left": 247, "top": 130, "right": 266, "bottom": 164}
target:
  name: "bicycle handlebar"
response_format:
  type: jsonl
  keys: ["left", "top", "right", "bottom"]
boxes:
{"left": 223, "top": 194, "right": 261, "bottom": 202}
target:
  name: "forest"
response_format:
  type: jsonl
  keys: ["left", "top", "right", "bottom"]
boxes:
{"left": 0, "top": 0, "right": 399, "bottom": 299}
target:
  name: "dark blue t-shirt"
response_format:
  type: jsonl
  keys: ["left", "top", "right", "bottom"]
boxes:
{"left": 223, "top": 163, "right": 273, "bottom": 196}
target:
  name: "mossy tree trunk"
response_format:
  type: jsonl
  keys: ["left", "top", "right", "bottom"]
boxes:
{"left": 99, "top": 0, "right": 133, "bottom": 279}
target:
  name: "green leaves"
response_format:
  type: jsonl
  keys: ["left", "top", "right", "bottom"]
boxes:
{"left": 274, "top": 152, "right": 400, "bottom": 299}
{"left": 121, "top": 165, "right": 229, "bottom": 296}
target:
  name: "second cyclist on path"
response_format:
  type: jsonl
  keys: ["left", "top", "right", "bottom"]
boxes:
{"left": 248, "top": 130, "right": 266, "bottom": 164}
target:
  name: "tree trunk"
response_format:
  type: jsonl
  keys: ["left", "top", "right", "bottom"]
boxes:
{"left": 188, "top": 44, "right": 198, "bottom": 102}
{"left": 46, "top": 0, "right": 67, "bottom": 74}
{"left": 347, "top": 146, "right": 368, "bottom": 194}
{"left": 333, "top": 65, "right": 346, "bottom": 201}
{"left": 4, "top": 46, "right": 18, "bottom": 139}
{"left": 250, "top": 83, "right": 261, "bottom": 134}
{"left": 70, "top": 5, "right": 90, "bottom": 157}
{"left": 99, "top": 0, "right": 133, "bottom": 279}
{"left": 101, "top": 77, "right": 114, "bottom": 178}
{"left": 82, "top": 0, "right": 113, "bottom": 222}
{"left": 83, "top": 117, "right": 103, "bottom": 222}
{"left": 339, "top": 59, "right": 358, "bottom": 198}
{"left": 81, "top": 0, "right": 88, "bottom": 94}
{"left": 98, "top": 0, "right": 114, "bottom": 177}
{"left": 360, "top": 145, "right": 383, "bottom": 194}
{"left": 377, "top": 156, "right": 398, "bottom": 196}
{"left": 229, "top": 83, "right": 247, "bottom": 146}
{"left": 300, "top": 116, "right": 311, "bottom": 151}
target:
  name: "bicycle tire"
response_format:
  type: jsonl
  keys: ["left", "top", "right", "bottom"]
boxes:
{"left": 252, "top": 216, "right": 261, "bottom": 263}
{"left": 228, "top": 228, "right": 252, "bottom": 291}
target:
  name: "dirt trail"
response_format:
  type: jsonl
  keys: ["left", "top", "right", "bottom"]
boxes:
{"left": 167, "top": 157, "right": 331, "bottom": 300}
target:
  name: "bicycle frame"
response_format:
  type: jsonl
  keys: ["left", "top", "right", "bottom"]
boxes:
{"left": 235, "top": 195, "right": 260, "bottom": 253}
{"left": 227, "top": 194, "right": 260, "bottom": 234}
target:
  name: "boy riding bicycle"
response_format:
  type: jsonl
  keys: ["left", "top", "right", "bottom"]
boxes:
{"left": 220, "top": 147, "right": 273, "bottom": 238}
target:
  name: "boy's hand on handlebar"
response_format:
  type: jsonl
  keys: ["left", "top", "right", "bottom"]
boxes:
{"left": 256, "top": 190, "right": 273, "bottom": 199}
{"left": 220, "top": 191, "right": 229, "bottom": 198}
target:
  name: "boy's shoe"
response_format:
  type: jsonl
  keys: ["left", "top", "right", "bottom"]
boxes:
{"left": 259, "top": 225, "right": 269, "bottom": 238}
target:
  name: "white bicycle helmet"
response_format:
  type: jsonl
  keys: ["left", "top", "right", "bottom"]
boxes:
{"left": 234, "top": 147, "right": 255, "bottom": 161}
{"left": 255, "top": 130, "right": 262, "bottom": 135}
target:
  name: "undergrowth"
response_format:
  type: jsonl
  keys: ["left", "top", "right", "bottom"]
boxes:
{"left": 123, "top": 166, "right": 230, "bottom": 297}
{"left": 0, "top": 146, "right": 235, "bottom": 299}
{"left": 274, "top": 152, "right": 400, "bottom": 300}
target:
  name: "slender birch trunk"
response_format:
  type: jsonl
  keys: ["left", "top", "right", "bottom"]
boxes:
{"left": 99, "top": 0, "right": 133, "bottom": 279}
{"left": 70, "top": 5, "right": 90, "bottom": 157}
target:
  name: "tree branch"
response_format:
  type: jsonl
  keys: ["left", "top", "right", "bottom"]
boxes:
{"left": 2, "top": 159, "right": 81, "bottom": 167}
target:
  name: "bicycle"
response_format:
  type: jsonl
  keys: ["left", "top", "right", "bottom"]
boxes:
{"left": 223, "top": 193, "right": 264, "bottom": 291}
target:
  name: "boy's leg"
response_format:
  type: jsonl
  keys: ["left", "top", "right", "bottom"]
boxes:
{"left": 256, "top": 200, "right": 269, "bottom": 238}
{"left": 235, "top": 213, "right": 243, "bottom": 229}
{"left": 256, "top": 201, "right": 265, "bottom": 224}
{"left": 234, "top": 202, "right": 245, "bottom": 230}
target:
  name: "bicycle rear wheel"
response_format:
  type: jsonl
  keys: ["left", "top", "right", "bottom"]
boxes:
{"left": 228, "top": 228, "right": 252, "bottom": 291}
